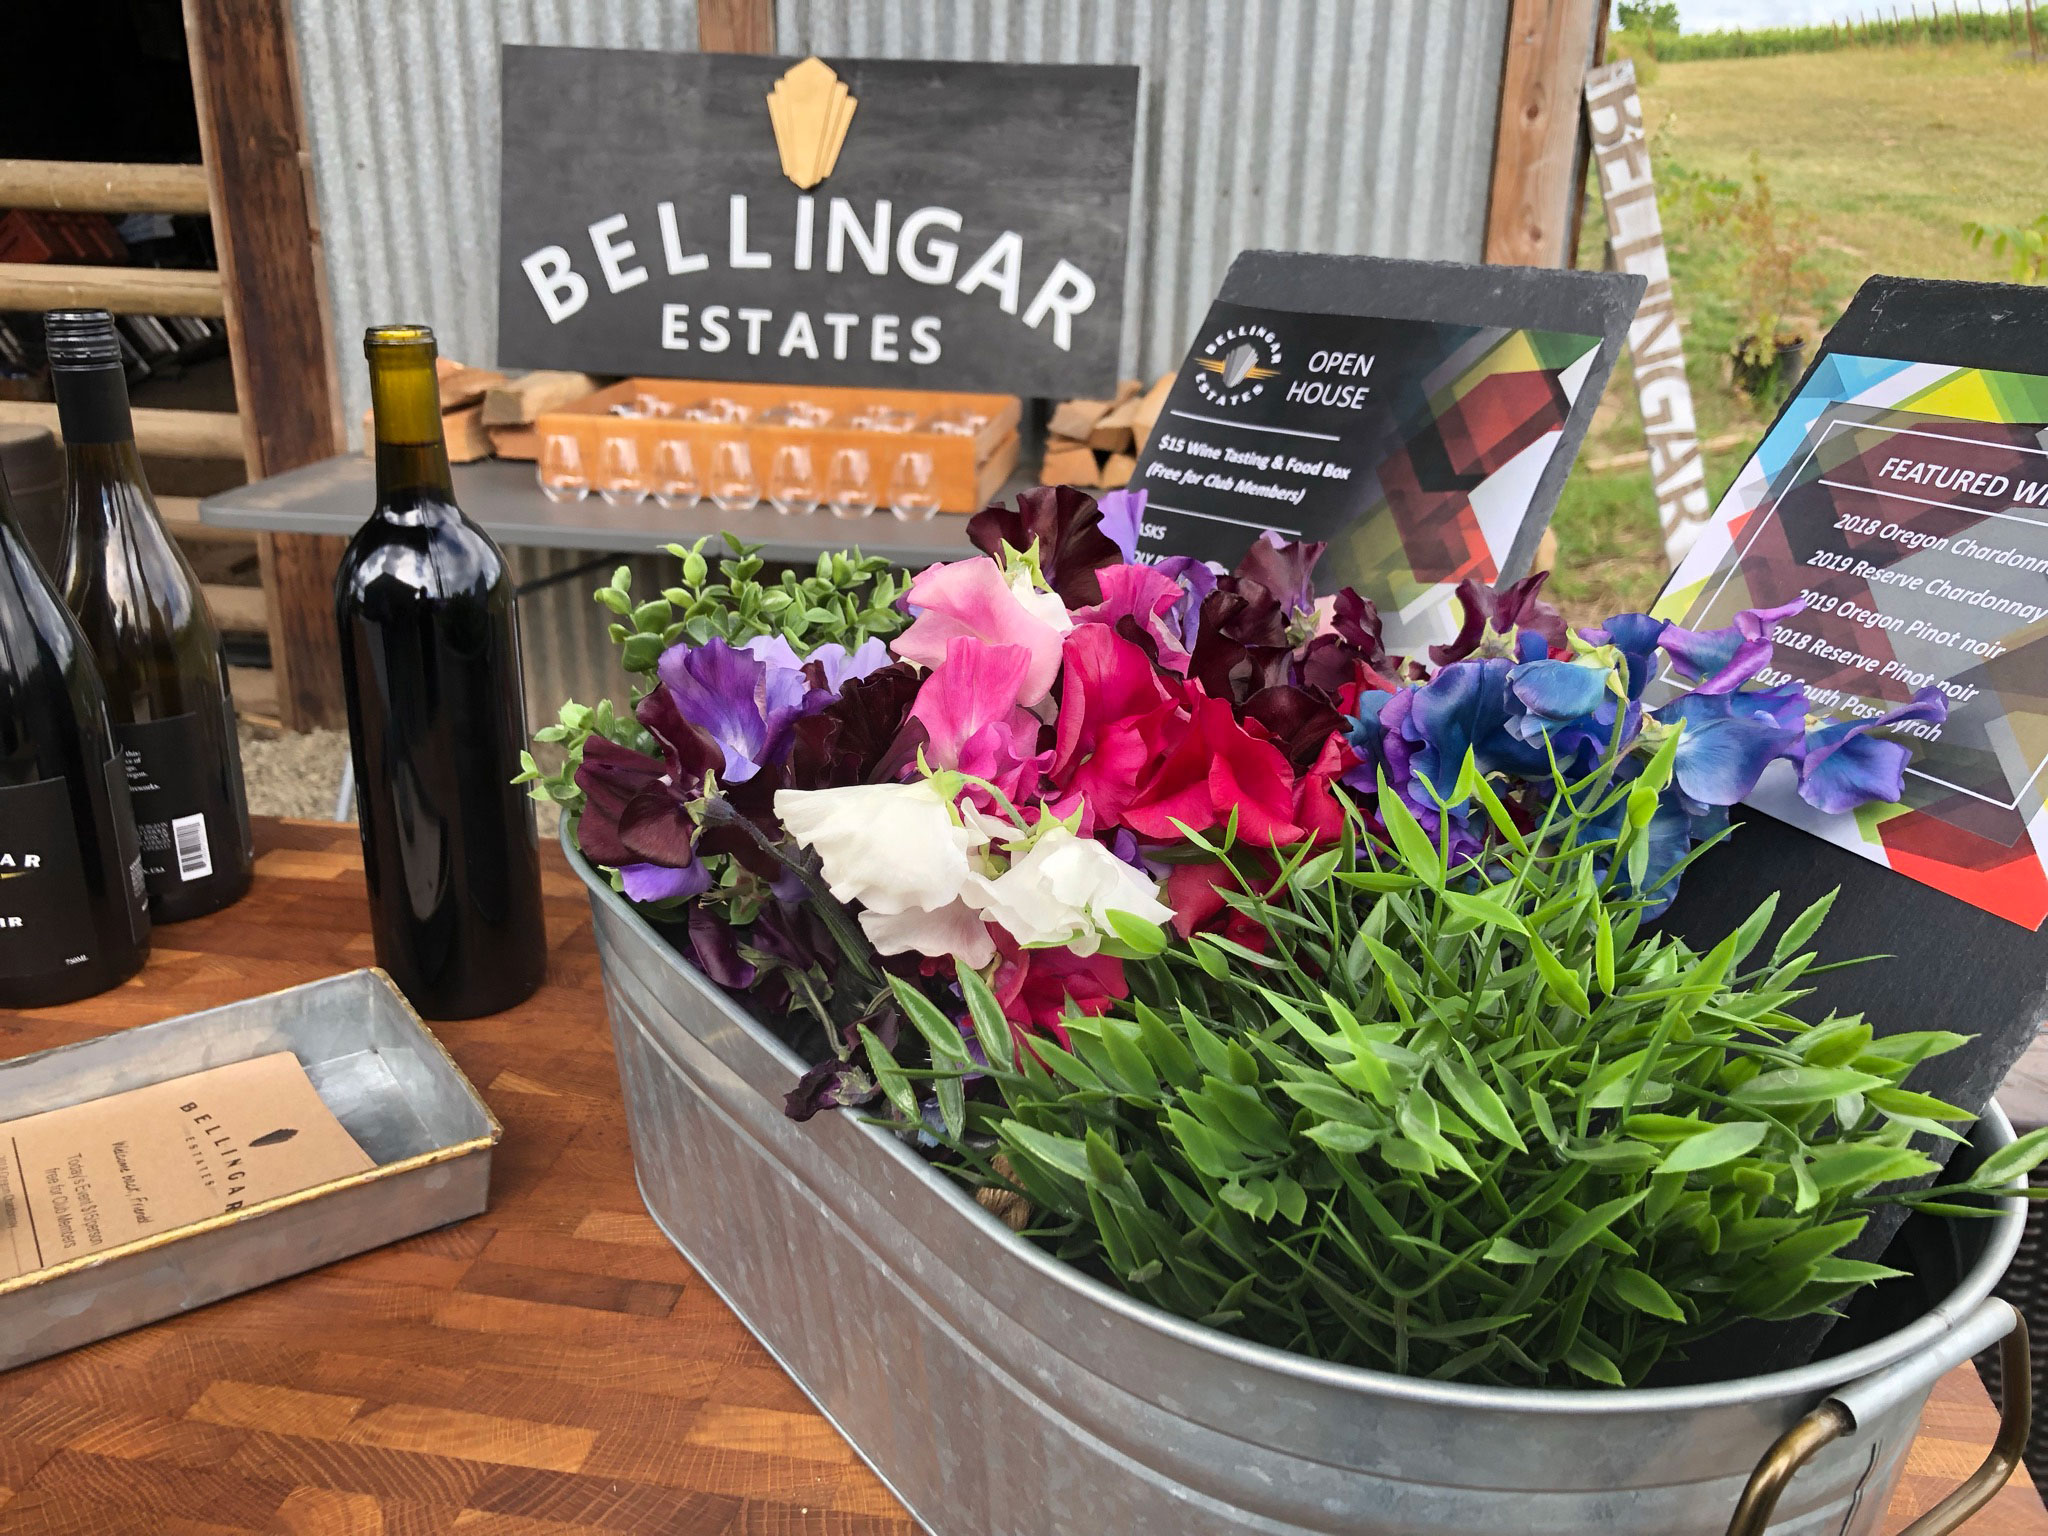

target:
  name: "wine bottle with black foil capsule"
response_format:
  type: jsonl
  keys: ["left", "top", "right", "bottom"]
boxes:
{"left": 336, "top": 324, "right": 546, "bottom": 1019}
{"left": 47, "top": 309, "right": 253, "bottom": 924}
{"left": 0, "top": 463, "right": 150, "bottom": 1007}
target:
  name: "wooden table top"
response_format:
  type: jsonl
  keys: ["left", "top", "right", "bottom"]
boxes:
{"left": 0, "top": 816, "right": 2041, "bottom": 1536}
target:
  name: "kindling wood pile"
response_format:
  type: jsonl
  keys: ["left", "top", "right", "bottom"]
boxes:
{"left": 1038, "top": 373, "right": 1171, "bottom": 488}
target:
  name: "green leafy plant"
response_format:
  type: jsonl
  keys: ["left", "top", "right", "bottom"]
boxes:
{"left": 1965, "top": 214, "right": 2048, "bottom": 284}
{"left": 515, "top": 534, "right": 907, "bottom": 813}
{"left": 869, "top": 745, "right": 2046, "bottom": 1390}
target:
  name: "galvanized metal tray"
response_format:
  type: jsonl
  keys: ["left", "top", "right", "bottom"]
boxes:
{"left": 0, "top": 968, "right": 499, "bottom": 1372}
{"left": 573, "top": 828, "right": 2029, "bottom": 1536}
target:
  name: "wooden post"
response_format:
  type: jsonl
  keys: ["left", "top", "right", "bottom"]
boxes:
{"left": 2029, "top": 1, "right": 2042, "bottom": 59}
{"left": 699, "top": 0, "right": 775, "bottom": 53}
{"left": 183, "top": 0, "right": 350, "bottom": 732}
{"left": 1485, "top": 0, "right": 1603, "bottom": 269}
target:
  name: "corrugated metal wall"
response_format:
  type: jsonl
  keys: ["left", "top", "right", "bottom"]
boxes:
{"left": 288, "top": 0, "right": 1510, "bottom": 720}
{"left": 778, "top": 0, "right": 1512, "bottom": 383}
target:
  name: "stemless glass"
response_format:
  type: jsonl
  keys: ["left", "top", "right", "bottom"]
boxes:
{"left": 826, "top": 447, "right": 874, "bottom": 520}
{"left": 597, "top": 435, "right": 647, "bottom": 505}
{"left": 537, "top": 433, "right": 588, "bottom": 502}
{"left": 887, "top": 451, "right": 941, "bottom": 522}
{"left": 709, "top": 439, "right": 760, "bottom": 513}
{"left": 634, "top": 391, "right": 674, "bottom": 419}
{"left": 652, "top": 438, "right": 699, "bottom": 509}
{"left": 768, "top": 444, "right": 818, "bottom": 516}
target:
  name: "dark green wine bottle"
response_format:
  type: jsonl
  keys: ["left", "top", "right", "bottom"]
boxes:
{"left": 47, "top": 309, "right": 253, "bottom": 925}
{"left": 0, "top": 463, "right": 150, "bottom": 1007}
{"left": 335, "top": 324, "right": 546, "bottom": 1019}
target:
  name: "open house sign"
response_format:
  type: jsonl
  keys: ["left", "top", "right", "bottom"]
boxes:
{"left": 496, "top": 47, "right": 1139, "bottom": 395}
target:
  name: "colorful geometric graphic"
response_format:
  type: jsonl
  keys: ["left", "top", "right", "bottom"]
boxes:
{"left": 1655, "top": 355, "right": 2048, "bottom": 928}
{"left": 1328, "top": 327, "right": 1602, "bottom": 649}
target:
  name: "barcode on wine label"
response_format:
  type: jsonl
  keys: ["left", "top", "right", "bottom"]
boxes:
{"left": 171, "top": 813, "right": 212, "bottom": 882}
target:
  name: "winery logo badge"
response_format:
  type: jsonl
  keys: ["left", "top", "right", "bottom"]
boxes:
{"left": 1193, "top": 322, "right": 1282, "bottom": 407}
{"left": 767, "top": 57, "right": 858, "bottom": 191}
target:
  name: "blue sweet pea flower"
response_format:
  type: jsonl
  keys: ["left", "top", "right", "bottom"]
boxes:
{"left": 1580, "top": 613, "right": 1668, "bottom": 700}
{"left": 1657, "top": 684, "right": 1807, "bottom": 808}
{"left": 1797, "top": 687, "right": 1948, "bottom": 814}
{"left": 1658, "top": 598, "right": 1804, "bottom": 695}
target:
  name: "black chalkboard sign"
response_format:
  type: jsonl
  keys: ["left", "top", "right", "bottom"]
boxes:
{"left": 1125, "top": 252, "right": 1642, "bottom": 654}
{"left": 496, "top": 47, "right": 1138, "bottom": 396}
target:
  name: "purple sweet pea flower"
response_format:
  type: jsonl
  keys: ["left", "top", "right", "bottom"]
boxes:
{"left": 1508, "top": 657, "right": 1613, "bottom": 730}
{"left": 619, "top": 859, "right": 714, "bottom": 904}
{"left": 809, "top": 636, "right": 894, "bottom": 690}
{"left": 659, "top": 636, "right": 817, "bottom": 783}
{"left": 1658, "top": 599, "right": 1804, "bottom": 695}
{"left": 1657, "top": 684, "right": 1807, "bottom": 807}
{"left": 1096, "top": 488, "right": 1145, "bottom": 564}
{"left": 1154, "top": 555, "right": 1220, "bottom": 651}
{"left": 1797, "top": 686, "right": 1949, "bottom": 813}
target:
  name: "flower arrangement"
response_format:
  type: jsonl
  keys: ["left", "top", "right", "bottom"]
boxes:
{"left": 541, "top": 487, "right": 2043, "bottom": 1388}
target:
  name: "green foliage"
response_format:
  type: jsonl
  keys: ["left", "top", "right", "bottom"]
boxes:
{"left": 514, "top": 533, "right": 908, "bottom": 812}
{"left": 1965, "top": 214, "right": 2048, "bottom": 283}
{"left": 869, "top": 755, "right": 2048, "bottom": 1389}
{"left": 1634, "top": 10, "right": 2044, "bottom": 61}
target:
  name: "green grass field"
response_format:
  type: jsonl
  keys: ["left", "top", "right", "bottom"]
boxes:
{"left": 1544, "top": 39, "right": 2048, "bottom": 623}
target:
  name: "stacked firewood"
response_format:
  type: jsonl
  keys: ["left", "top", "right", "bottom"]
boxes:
{"left": 1038, "top": 373, "right": 1172, "bottom": 489}
{"left": 360, "top": 363, "right": 595, "bottom": 462}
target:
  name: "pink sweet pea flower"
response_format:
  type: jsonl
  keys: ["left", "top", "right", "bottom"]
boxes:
{"left": 891, "top": 558, "right": 1071, "bottom": 705}
{"left": 1071, "top": 563, "right": 1194, "bottom": 672}
{"left": 908, "top": 638, "right": 1050, "bottom": 804}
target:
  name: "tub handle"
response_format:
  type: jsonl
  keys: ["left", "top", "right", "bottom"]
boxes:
{"left": 1724, "top": 1297, "right": 2030, "bottom": 1536}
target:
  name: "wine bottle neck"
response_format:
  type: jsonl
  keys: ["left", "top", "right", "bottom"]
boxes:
{"left": 367, "top": 334, "right": 454, "bottom": 504}
{"left": 50, "top": 364, "right": 135, "bottom": 447}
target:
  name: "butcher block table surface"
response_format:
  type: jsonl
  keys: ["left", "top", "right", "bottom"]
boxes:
{"left": 0, "top": 817, "right": 2041, "bottom": 1536}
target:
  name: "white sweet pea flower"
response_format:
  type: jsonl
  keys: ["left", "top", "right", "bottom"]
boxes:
{"left": 859, "top": 900, "right": 997, "bottom": 969}
{"left": 775, "top": 781, "right": 986, "bottom": 915}
{"left": 961, "top": 825, "right": 1174, "bottom": 956}
{"left": 1007, "top": 566, "right": 1075, "bottom": 636}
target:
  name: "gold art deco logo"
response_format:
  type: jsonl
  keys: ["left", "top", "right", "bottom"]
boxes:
{"left": 767, "top": 58, "right": 858, "bottom": 190}
{"left": 1193, "top": 321, "right": 1282, "bottom": 407}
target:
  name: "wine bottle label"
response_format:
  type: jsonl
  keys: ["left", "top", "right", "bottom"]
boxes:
{"left": 104, "top": 755, "right": 149, "bottom": 944}
{"left": 117, "top": 713, "right": 223, "bottom": 892}
{"left": 0, "top": 779, "right": 101, "bottom": 981}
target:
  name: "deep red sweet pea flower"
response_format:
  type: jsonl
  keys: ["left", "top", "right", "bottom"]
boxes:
{"left": 1201, "top": 697, "right": 1306, "bottom": 848}
{"left": 1048, "top": 623, "right": 1176, "bottom": 830}
{"left": 989, "top": 930, "right": 1128, "bottom": 1041}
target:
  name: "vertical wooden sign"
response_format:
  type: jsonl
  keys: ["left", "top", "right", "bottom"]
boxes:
{"left": 1584, "top": 59, "right": 1709, "bottom": 565}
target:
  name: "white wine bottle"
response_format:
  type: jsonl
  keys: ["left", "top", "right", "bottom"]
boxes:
{"left": 0, "top": 462, "right": 150, "bottom": 1007}
{"left": 47, "top": 309, "right": 253, "bottom": 924}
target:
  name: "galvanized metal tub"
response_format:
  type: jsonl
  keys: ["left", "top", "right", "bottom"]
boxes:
{"left": 575, "top": 835, "right": 2028, "bottom": 1535}
{"left": 0, "top": 968, "right": 500, "bottom": 1371}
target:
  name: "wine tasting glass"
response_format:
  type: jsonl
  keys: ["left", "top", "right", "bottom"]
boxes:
{"left": 537, "top": 433, "right": 588, "bottom": 502}
{"left": 634, "top": 391, "right": 674, "bottom": 419}
{"left": 709, "top": 440, "right": 760, "bottom": 513}
{"left": 652, "top": 438, "right": 699, "bottom": 509}
{"left": 768, "top": 444, "right": 819, "bottom": 517}
{"left": 887, "top": 451, "right": 940, "bottom": 523}
{"left": 826, "top": 447, "right": 874, "bottom": 520}
{"left": 597, "top": 435, "right": 647, "bottom": 505}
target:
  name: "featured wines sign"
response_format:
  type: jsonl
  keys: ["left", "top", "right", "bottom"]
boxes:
{"left": 496, "top": 47, "right": 1139, "bottom": 395}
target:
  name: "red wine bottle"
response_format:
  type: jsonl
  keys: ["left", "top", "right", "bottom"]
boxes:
{"left": 0, "top": 462, "right": 150, "bottom": 1007}
{"left": 47, "top": 309, "right": 253, "bottom": 924}
{"left": 335, "top": 324, "right": 546, "bottom": 1019}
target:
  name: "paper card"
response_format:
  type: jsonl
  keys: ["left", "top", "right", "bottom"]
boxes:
{"left": 1653, "top": 353, "right": 2048, "bottom": 928}
{"left": 0, "top": 1051, "right": 375, "bottom": 1283}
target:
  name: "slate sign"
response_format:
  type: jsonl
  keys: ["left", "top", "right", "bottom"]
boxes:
{"left": 496, "top": 46, "right": 1138, "bottom": 396}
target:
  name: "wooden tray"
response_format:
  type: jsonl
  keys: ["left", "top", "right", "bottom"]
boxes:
{"left": 536, "top": 378, "right": 1020, "bottom": 514}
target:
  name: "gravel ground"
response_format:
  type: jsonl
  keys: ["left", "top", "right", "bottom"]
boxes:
{"left": 236, "top": 721, "right": 563, "bottom": 840}
{"left": 238, "top": 723, "right": 351, "bottom": 821}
